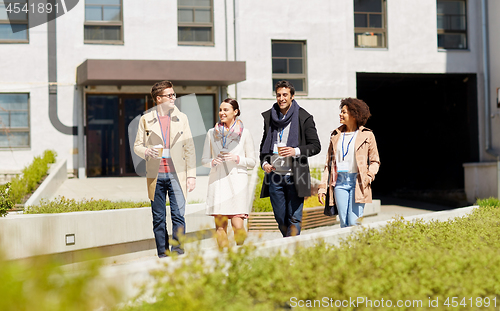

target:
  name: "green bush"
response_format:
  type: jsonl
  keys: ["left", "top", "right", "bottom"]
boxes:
{"left": 9, "top": 150, "right": 57, "bottom": 204}
{"left": 125, "top": 202, "right": 500, "bottom": 311}
{"left": 0, "top": 251, "right": 120, "bottom": 311}
{"left": 0, "top": 182, "right": 13, "bottom": 217}
{"left": 25, "top": 197, "right": 150, "bottom": 214}
{"left": 252, "top": 169, "right": 272, "bottom": 212}
{"left": 476, "top": 197, "right": 500, "bottom": 208}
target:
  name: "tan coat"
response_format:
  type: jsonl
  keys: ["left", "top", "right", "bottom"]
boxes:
{"left": 318, "top": 125, "right": 380, "bottom": 205}
{"left": 133, "top": 106, "right": 196, "bottom": 201}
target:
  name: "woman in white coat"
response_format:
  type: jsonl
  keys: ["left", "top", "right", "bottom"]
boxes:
{"left": 202, "top": 98, "right": 256, "bottom": 249}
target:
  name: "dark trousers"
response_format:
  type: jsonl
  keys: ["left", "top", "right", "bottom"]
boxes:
{"left": 268, "top": 172, "right": 304, "bottom": 237}
{"left": 151, "top": 172, "right": 186, "bottom": 257}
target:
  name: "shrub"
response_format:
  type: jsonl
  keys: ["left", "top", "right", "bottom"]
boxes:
{"left": 25, "top": 197, "right": 150, "bottom": 214}
{"left": 125, "top": 202, "right": 500, "bottom": 311}
{"left": 0, "top": 182, "right": 13, "bottom": 217}
{"left": 9, "top": 150, "right": 57, "bottom": 204}
{"left": 0, "top": 251, "right": 120, "bottom": 311}
{"left": 476, "top": 197, "right": 500, "bottom": 208}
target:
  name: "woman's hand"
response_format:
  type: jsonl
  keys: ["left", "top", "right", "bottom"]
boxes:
{"left": 318, "top": 193, "right": 326, "bottom": 205}
{"left": 212, "top": 154, "right": 224, "bottom": 167}
{"left": 221, "top": 153, "right": 239, "bottom": 163}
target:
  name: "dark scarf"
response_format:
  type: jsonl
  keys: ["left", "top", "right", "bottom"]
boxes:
{"left": 262, "top": 100, "right": 300, "bottom": 153}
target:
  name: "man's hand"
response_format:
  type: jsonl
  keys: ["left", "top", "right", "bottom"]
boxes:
{"left": 187, "top": 177, "right": 196, "bottom": 192}
{"left": 145, "top": 148, "right": 159, "bottom": 159}
{"left": 263, "top": 163, "right": 276, "bottom": 174}
{"left": 278, "top": 147, "right": 296, "bottom": 157}
{"left": 318, "top": 193, "right": 326, "bottom": 205}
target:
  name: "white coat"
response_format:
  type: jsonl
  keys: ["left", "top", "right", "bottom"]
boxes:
{"left": 201, "top": 128, "right": 256, "bottom": 215}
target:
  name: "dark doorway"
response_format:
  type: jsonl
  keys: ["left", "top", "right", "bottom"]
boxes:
{"left": 86, "top": 94, "right": 152, "bottom": 177}
{"left": 356, "top": 73, "right": 479, "bottom": 206}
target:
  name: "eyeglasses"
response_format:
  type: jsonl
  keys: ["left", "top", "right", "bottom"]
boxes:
{"left": 158, "top": 93, "right": 177, "bottom": 99}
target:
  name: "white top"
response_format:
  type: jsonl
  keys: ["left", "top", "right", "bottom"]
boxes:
{"left": 335, "top": 131, "right": 359, "bottom": 173}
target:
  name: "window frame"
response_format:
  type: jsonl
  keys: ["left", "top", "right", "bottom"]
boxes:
{"left": 0, "top": 0, "right": 29, "bottom": 43}
{"left": 353, "top": 0, "right": 387, "bottom": 49}
{"left": 0, "top": 93, "right": 30, "bottom": 149}
{"left": 177, "top": 0, "right": 214, "bottom": 46}
{"left": 271, "top": 40, "right": 308, "bottom": 95}
{"left": 84, "top": 0, "right": 123, "bottom": 45}
{"left": 437, "top": 0, "right": 468, "bottom": 50}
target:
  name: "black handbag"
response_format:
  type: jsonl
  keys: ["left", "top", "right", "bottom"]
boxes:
{"left": 323, "top": 185, "right": 338, "bottom": 217}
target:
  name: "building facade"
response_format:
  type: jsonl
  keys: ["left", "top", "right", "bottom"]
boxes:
{"left": 1, "top": 0, "right": 499, "bottom": 203}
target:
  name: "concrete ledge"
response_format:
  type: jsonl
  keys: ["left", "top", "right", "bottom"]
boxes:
{"left": 25, "top": 159, "right": 68, "bottom": 207}
{"left": 0, "top": 203, "right": 214, "bottom": 262}
{"left": 98, "top": 205, "right": 478, "bottom": 299}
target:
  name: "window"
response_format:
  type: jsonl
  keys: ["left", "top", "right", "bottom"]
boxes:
{"left": 178, "top": 0, "right": 213, "bottom": 45}
{"left": 437, "top": 0, "right": 467, "bottom": 49}
{"left": 84, "top": 0, "right": 122, "bottom": 44}
{"left": 354, "top": 0, "right": 387, "bottom": 48}
{"left": 272, "top": 41, "right": 307, "bottom": 94}
{"left": 0, "top": 0, "right": 28, "bottom": 43}
{"left": 0, "top": 93, "right": 29, "bottom": 148}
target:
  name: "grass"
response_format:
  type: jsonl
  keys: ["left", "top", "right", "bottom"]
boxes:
{"left": 1, "top": 198, "right": 498, "bottom": 310}
{"left": 124, "top": 198, "right": 500, "bottom": 311}
{"left": 24, "top": 197, "right": 204, "bottom": 214}
{"left": 24, "top": 197, "right": 150, "bottom": 214}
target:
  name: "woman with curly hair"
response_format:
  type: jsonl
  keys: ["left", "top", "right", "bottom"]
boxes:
{"left": 318, "top": 98, "right": 380, "bottom": 227}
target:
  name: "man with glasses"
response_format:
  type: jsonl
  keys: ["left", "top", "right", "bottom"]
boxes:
{"left": 134, "top": 80, "right": 196, "bottom": 257}
{"left": 259, "top": 80, "right": 321, "bottom": 237}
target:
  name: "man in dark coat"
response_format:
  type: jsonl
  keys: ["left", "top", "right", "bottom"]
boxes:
{"left": 259, "top": 80, "right": 321, "bottom": 237}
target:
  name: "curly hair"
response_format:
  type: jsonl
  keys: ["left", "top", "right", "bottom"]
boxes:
{"left": 340, "top": 98, "right": 371, "bottom": 127}
{"left": 151, "top": 80, "right": 174, "bottom": 104}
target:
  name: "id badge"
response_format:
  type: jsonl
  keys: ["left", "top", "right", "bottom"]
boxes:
{"left": 162, "top": 148, "right": 171, "bottom": 159}
{"left": 337, "top": 162, "right": 349, "bottom": 173}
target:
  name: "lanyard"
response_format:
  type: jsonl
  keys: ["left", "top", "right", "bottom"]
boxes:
{"left": 279, "top": 128, "right": 284, "bottom": 143}
{"left": 342, "top": 131, "right": 356, "bottom": 161}
{"left": 157, "top": 111, "right": 170, "bottom": 148}
{"left": 222, "top": 121, "right": 237, "bottom": 148}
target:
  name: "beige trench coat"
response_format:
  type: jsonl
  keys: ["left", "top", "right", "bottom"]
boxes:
{"left": 133, "top": 106, "right": 196, "bottom": 201}
{"left": 318, "top": 125, "right": 380, "bottom": 205}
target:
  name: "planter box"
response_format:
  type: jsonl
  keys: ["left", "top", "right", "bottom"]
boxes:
{"left": 0, "top": 203, "right": 214, "bottom": 264}
{"left": 248, "top": 206, "right": 337, "bottom": 232}
{"left": 248, "top": 200, "right": 381, "bottom": 232}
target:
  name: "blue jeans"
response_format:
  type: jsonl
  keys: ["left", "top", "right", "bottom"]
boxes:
{"left": 268, "top": 172, "right": 304, "bottom": 237}
{"left": 151, "top": 172, "right": 186, "bottom": 257}
{"left": 334, "top": 172, "right": 365, "bottom": 228}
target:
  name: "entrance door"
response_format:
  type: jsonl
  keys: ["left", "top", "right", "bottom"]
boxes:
{"left": 86, "top": 94, "right": 151, "bottom": 177}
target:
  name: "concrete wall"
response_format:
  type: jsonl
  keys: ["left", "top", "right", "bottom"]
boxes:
{"left": 463, "top": 162, "right": 499, "bottom": 203}
{"left": 24, "top": 159, "right": 68, "bottom": 207}
{"left": 487, "top": 0, "right": 500, "bottom": 158}
{"left": 236, "top": 0, "right": 484, "bottom": 166}
{"left": 0, "top": 203, "right": 213, "bottom": 262}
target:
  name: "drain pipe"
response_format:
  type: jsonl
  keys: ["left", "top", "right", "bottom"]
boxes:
{"left": 233, "top": 0, "right": 238, "bottom": 101}
{"left": 48, "top": 0, "right": 77, "bottom": 135}
{"left": 481, "top": 0, "right": 500, "bottom": 198}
